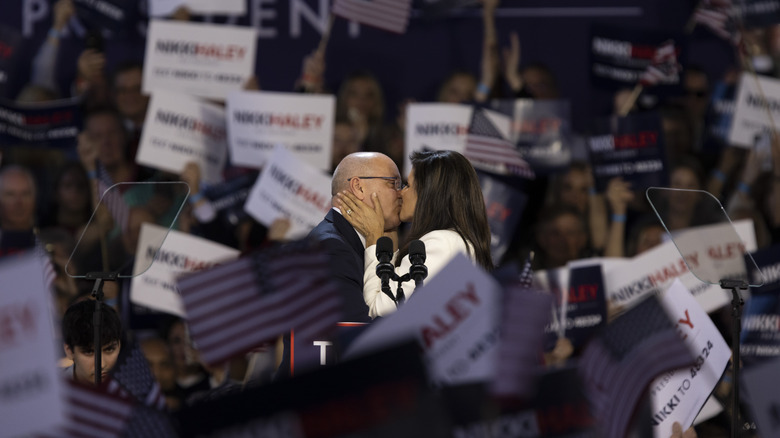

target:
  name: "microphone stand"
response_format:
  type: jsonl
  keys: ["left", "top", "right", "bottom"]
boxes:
{"left": 720, "top": 278, "right": 747, "bottom": 438}
{"left": 86, "top": 271, "right": 118, "bottom": 386}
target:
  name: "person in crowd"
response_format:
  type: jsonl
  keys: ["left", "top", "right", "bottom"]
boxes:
{"left": 546, "top": 161, "right": 611, "bottom": 253}
{"left": 110, "top": 61, "right": 149, "bottom": 160}
{"left": 39, "top": 162, "right": 92, "bottom": 236}
{"left": 309, "top": 151, "right": 402, "bottom": 322}
{"left": 61, "top": 299, "right": 122, "bottom": 385}
{"left": 140, "top": 336, "right": 182, "bottom": 411}
{"left": 335, "top": 150, "right": 493, "bottom": 318}
{"left": 38, "top": 227, "right": 82, "bottom": 316}
{"left": 165, "top": 317, "right": 211, "bottom": 401}
{"left": 532, "top": 204, "right": 590, "bottom": 270}
{"left": 331, "top": 117, "right": 363, "bottom": 172}
{"left": 660, "top": 105, "right": 696, "bottom": 168}
{"left": 0, "top": 165, "right": 38, "bottom": 256}
{"left": 77, "top": 106, "right": 135, "bottom": 188}
{"left": 437, "top": 71, "right": 477, "bottom": 103}
{"left": 655, "top": 158, "right": 721, "bottom": 231}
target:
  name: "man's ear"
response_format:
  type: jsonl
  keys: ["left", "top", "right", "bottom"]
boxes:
{"left": 64, "top": 344, "right": 74, "bottom": 360}
{"left": 348, "top": 177, "right": 366, "bottom": 201}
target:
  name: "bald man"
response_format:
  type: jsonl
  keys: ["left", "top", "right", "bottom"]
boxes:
{"left": 310, "top": 152, "right": 403, "bottom": 322}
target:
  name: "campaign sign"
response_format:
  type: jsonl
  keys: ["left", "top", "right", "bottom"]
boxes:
{"left": 492, "top": 99, "right": 573, "bottom": 174}
{"left": 478, "top": 171, "right": 527, "bottom": 263}
{"left": 347, "top": 254, "right": 501, "bottom": 386}
{"left": 0, "top": 253, "right": 66, "bottom": 437}
{"left": 740, "top": 244, "right": 780, "bottom": 366}
{"left": 0, "top": 97, "right": 81, "bottom": 147}
{"left": 202, "top": 171, "right": 258, "bottom": 227}
{"left": 149, "top": 0, "right": 246, "bottom": 17}
{"left": 288, "top": 322, "right": 370, "bottom": 376}
{"left": 649, "top": 280, "right": 730, "bottom": 437}
{"left": 0, "top": 26, "right": 22, "bottom": 97}
{"left": 73, "top": 0, "right": 130, "bottom": 34}
{"left": 137, "top": 91, "right": 227, "bottom": 183}
{"left": 738, "top": 0, "right": 780, "bottom": 28}
{"left": 589, "top": 25, "right": 685, "bottom": 93}
{"left": 226, "top": 90, "right": 335, "bottom": 171}
{"left": 537, "top": 264, "right": 606, "bottom": 351}
{"left": 451, "top": 367, "right": 598, "bottom": 437}
{"left": 131, "top": 223, "right": 239, "bottom": 316}
{"left": 729, "top": 73, "right": 780, "bottom": 148}
{"left": 587, "top": 112, "right": 668, "bottom": 193}
{"left": 143, "top": 20, "right": 257, "bottom": 100}
{"left": 606, "top": 219, "right": 757, "bottom": 313}
{"left": 705, "top": 81, "right": 736, "bottom": 146}
{"left": 244, "top": 145, "right": 332, "bottom": 239}
{"left": 404, "top": 103, "right": 472, "bottom": 174}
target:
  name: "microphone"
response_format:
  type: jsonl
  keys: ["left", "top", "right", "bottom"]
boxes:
{"left": 376, "top": 236, "right": 396, "bottom": 303}
{"left": 409, "top": 240, "right": 427, "bottom": 288}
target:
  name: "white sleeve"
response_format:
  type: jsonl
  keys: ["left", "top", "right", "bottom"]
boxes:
{"left": 363, "top": 230, "right": 472, "bottom": 319}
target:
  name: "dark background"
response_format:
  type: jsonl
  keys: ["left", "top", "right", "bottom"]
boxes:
{"left": 0, "top": 0, "right": 737, "bottom": 132}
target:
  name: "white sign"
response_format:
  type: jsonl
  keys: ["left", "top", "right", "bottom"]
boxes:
{"left": 606, "top": 219, "right": 756, "bottom": 313}
{"left": 137, "top": 91, "right": 227, "bottom": 183}
{"left": 227, "top": 90, "right": 335, "bottom": 171}
{"left": 149, "top": 0, "right": 246, "bottom": 17}
{"left": 0, "top": 254, "right": 66, "bottom": 437}
{"left": 143, "top": 20, "right": 257, "bottom": 100}
{"left": 244, "top": 145, "right": 332, "bottom": 239}
{"left": 131, "top": 223, "right": 239, "bottom": 317}
{"left": 729, "top": 73, "right": 780, "bottom": 148}
{"left": 404, "top": 103, "right": 472, "bottom": 175}
{"left": 649, "top": 280, "right": 730, "bottom": 436}
{"left": 346, "top": 254, "right": 501, "bottom": 385}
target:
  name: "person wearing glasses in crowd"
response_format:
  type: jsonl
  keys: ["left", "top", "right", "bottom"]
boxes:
{"left": 336, "top": 150, "right": 493, "bottom": 319}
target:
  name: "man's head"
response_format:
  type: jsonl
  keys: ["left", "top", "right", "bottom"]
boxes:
{"left": 84, "top": 107, "right": 128, "bottom": 169}
{"left": 140, "top": 337, "right": 177, "bottom": 392}
{"left": 112, "top": 62, "right": 149, "bottom": 126}
{"left": 0, "top": 166, "right": 36, "bottom": 231}
{"left": 331, "top": 152, "right": 402, "bottom": 231}
{"left": 62, "top": 300, "right": 123, "bottom": 385}
{"left": 535, "top": 204, "right": 588, "bottom": 269}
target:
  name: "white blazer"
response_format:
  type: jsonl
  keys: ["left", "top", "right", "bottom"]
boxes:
{"left": 363, "top": 229, "right": 475, "bottom": 319}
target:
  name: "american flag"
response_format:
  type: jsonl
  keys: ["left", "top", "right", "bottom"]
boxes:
{"left": 638, "top": 41, "right": 681, "bottom": 87}
{"left": 692, "top": 0, "right": 741, "bottom": 45}
{"left": 465, "top": 108, "right": 535, "bottom": 179}
{"left": 40, "top": 380, "right": 134, "bottom": 438}
{"left": 578, "top": 297, "right": 694, "bottom": 438}
{"left": 178, "top": 240, "right": 342, "bottom": 366}
{"left": 95, "top": 163, "right": 130, "bottom": 233}
{"left": 332, "top": 0, "right": 412, "bottom": 34}
{"left": 491, "top": 256, "right": 549, "bottom": 400}
{"left": 108, "top": 344, "right": 167, "bottom": 410}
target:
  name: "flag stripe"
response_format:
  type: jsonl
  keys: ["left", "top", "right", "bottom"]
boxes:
{"left": 332, "top": 0, "right": 412, "bottom": 33}
{"left": 179, "top": 243, "right": 341, "bottom": 367}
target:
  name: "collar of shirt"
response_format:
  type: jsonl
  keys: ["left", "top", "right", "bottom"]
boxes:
{"left": 332, "top": 207, "right": 366, "bottom": 248}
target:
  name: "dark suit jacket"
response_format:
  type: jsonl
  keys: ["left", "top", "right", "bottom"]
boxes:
{"left": 307, "top": 209, "right": 371, "bottom": 323}
{"left": 276, "top": 210, "right": 370, "bottom": 380}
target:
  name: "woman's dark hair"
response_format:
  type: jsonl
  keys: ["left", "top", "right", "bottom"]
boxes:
{"left": 397, "top": 150, "right": 493, "bottom": 271}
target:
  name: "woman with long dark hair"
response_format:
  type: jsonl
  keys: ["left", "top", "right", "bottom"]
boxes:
{"left": 336, "top": 150, "right": 493, "bottom": 318}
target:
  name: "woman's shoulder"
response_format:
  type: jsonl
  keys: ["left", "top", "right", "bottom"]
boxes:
{"left": 419, "top": 229, "right": 472, "bottom": 249}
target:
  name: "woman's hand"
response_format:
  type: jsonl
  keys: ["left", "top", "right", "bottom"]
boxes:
{"left": 335, "top": 190, "right": 385, "bottom": 247}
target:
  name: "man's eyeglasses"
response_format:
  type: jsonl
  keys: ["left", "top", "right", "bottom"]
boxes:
{"left": 347, "top": 176, "right": 405, "bottom": 190}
